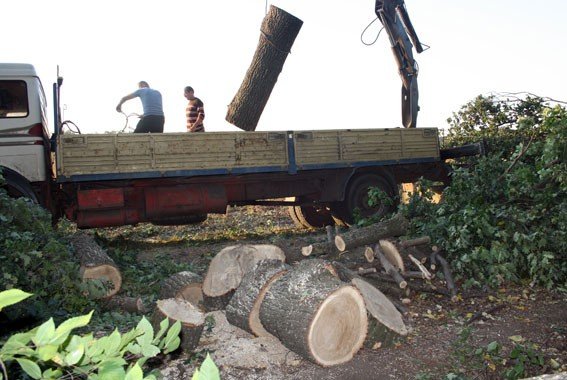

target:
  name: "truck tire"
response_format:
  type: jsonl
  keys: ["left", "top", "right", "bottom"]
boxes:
{"left": 286, "top": 197, "right": 334, "bottom": 229}
{"left": 333, "top": 173, "right": 397, "bottom": 226}
{"left": 1, "top": 169, "right": 38, "bottom": 203}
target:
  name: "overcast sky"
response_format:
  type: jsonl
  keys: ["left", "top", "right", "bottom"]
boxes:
{"left": 4, "top": 0, "right": 566, "bottom": 134}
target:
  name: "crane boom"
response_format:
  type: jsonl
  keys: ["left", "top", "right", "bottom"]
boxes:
{"left": 375, "top": 0, "right": 423, "bottom": 128}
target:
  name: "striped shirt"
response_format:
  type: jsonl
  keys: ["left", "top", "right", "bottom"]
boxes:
{"left": 186, "top": 98, "right": 205, "bottom": 132}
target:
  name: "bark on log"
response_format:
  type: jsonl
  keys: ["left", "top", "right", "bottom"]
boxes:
{"left": 160, "top": 271, "right": 204, "bottom": 310}
{"left": 101, "top": 296, "right": 145, "bottom": 314}
{"left": 399, "top": 236, "right": 431, "bottom": 248}
{"left": 377, "top": 240, "right": 405, "bottom": 272}
{"left": 334, "top": 213, "right": 409, "bottom": 252}
{"left": 260, "top": 260, "right": 367, "bottom": 366}
{"left": 226, "top": 259, "right": 289, "bottom": 337}
{"left": 301, "top": 242, "right": 336, "bottom": 257}
{"left": 152, "top": 298, "right": 205, "bottom": 352}
{"left": 225, "top": 6, "right": 303, "bottom": 131}
{"left": 202, "top": 244, "right": 286, "bottom": 311}
{"left": 69, "top": 232, "right": 122, "bottom": 299}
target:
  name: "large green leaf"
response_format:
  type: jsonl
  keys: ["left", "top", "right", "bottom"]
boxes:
{"left": 64, "top": 343, "right": 85, "bottom": 366}
{"left": 198, "top": 354, "right": 220, "bottom": 380}
{"left": 33, "top": 318, "right": 55, "bottom": 346}
{"left": 16, "top": 358, "right": 42, "bottom": 380}
{"left": 0, "top": 289, "right": 33, "bottom": 311}
{"left": 51, "top": 310, "right": 94, "bottom": 345}
{"left": 125, "top": 363, "right": 144, "bottom": 380}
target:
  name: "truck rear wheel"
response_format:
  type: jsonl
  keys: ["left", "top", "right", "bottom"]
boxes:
{"left": 287, "top": 197, "right": 334, "bottom": 229}
{"left": 333, "top": 173, "right": 397, "bottom": 226}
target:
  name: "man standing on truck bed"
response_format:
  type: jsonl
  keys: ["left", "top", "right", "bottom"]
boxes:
{"left": 184, "top": 86, "right": 205, "bottom": 132}
{"left": 116, "top": 81, "right": 165, "bottom": 133}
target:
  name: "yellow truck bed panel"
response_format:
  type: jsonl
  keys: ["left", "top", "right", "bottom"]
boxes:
{"left": 56, "top": 128, "right": 439, "bottom": 180}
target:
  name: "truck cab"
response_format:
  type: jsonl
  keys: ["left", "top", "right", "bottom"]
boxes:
{"left": 0, "top": 63, "right": 51, "bottom": 204}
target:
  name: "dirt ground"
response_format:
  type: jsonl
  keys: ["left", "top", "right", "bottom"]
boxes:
{"left": 98, "top": 206, "right": 567, "bottom": 380}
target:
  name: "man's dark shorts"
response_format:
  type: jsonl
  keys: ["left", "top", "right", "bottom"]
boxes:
{"left": 134, "top": 115, "right": 165, "bottom": 133}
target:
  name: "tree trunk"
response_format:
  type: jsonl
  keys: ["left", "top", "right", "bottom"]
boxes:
{"left": 226, "top": 259, "right": 289, "bottom": 337}
{"left": 334, "top": 213, "right": 409, "bottom": 252}
{"left": 152, "top": 298, "right": 205, "bottom": 352}
{"left": 260, "top": 259, "right": 367, "bottom": 366}
{"left": 69, "top": 232, "right": 122, "bottom": 299}
{"left": 160, "top": 271, "right": 203, "bottom": 310}
{"left": 202, "top": 244, "right": 286, "bottom": 311}
{"left": 225, "top": 5, "right": 303, "bottom": 131}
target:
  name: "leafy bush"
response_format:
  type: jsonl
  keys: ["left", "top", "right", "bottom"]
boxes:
{"left": 0, "top": 178, "right": 95, "bottom": 323}
{"left": 400, "top": 97, "right": 566, "bottom": 288}
{"left": 0, "top": 289, "right": 181, "bottom": 380}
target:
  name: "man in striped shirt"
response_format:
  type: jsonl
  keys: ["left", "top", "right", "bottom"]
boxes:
{"left": 184, "top": 86, "right": 205, "bottom": 132}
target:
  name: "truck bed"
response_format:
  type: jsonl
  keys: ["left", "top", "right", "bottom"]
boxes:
{"left": 56, "top": 128, "right": 440, "bottom": 182}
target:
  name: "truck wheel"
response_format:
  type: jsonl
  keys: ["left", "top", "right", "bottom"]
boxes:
{"left": 336, "top": 173, "right": 397, "bottom": 226}
{"left": 2, "top": 170, "right": 38, "bottom": 203}
{"left": 286, "top": 197, "right": 334, "bottom": 229}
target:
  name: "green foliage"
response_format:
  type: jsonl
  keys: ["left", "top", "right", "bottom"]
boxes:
{"left": 0, "top": 290, "right": 32, "bottom": 312}
{"left": 0, "top": 290, "right": 181, "bottom": 380}
{"left": 191, "top": 353, "right": 220, "bottom": 380}
{"left": 0, "top": 180, "right": 96, "bottom": 323}
{"left": 400, "top": 97, "right": 567, "bottom": 288}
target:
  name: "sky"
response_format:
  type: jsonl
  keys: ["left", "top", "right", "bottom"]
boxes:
{"left": 3, "top": 0, "right": 566, "bottom": 134}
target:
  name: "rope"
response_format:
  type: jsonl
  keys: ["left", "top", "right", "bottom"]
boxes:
{"left": 360, "top": 17, "right": 384, "bottom": 46}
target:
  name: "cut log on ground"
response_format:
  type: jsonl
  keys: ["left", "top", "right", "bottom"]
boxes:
{"left": 102, "top": 296, "right": 145, "bottom": 314}
{"left": 69, "top": 232, "right": 122, "bottom": 299}
{"left": 160, "top": 271, "right": 204, "bottom": 310}
{"left": 377, "top": 239, "right": 405, "bottom": 272}
{"left": 152, "top": 298, "right": 205, "bottom": 352}
{"left": 260, "top": 259, "right": 367, "bottom": 366}
{"left": 334, "top": 213, "right": 409, "bottom": 252}
{"left": 399, "top": 236, "right": 431, "bottom": 249}
{"left": 202, "top": 244, "right": 286, "bottom": 311}
{"left": 225, "top": 5, "right": 303, "bottom": 131}
{"left": 301, "top": 241, "right": 336, "bottom": 257}
{"left": 226, "top": 259, "right": 289, "bottom": 337}
{"left": 374, "top": 244, "right": 407, "bottom": 289}
{"left": 351, "top": 278, "right": 408, "bottom": 348}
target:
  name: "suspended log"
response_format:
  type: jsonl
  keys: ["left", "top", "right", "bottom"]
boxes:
{"left": 225, "top": 6, "right": 303, "bottom": 131}
{"left": 152, "top": 298, "right": 205, "bottom": 352}
{"left": 260, "top": 260, "right": 367, "bottom": 366}
{"left": 334, "top": 213, "right": 409, "bottom": 252}
{"left": 202, "top": 244, "right": 286, "bottom": 311}
{"left": 69, "top": 232, "right": 122, "bottom": 299}
{"left": 226, "top": 259, "right": 289, "bottom": 337}
{"left": 159, "top": 271, "right": 204, "bottom": 310}
{"left": 102, "top": 296, "right": 145, "bottom": 314}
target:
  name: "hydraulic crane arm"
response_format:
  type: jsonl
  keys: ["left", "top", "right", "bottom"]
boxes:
{"left": 375, "top": 0, "right": 424, "bottom": 128}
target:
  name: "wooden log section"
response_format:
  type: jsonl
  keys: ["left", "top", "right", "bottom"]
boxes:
{"left": 152, "top": 298, "right": 205, "bottom": 352}
{"left": 334, "top": 213, "right": 409, "bottom": 252}
{"left": 102, "top": 296, "right": 145, "bottom": 314}
{"left": 377, "top": 240, "right": 405, "bottom": 272}
{"left": 301, "top": 242, "right": 336, "bottom": 257}
{"left": 160, "top": 271, "right": 203, "bottom": 310}
{"left": 69, "top": 232, "right": 122, "bottom": 299}
{"left": 226, "top": 260, "right": 289, "bottom": 337}
{"left": 260, "top": 260, "right": 367, "bottom": 366}
{"left": 225, "top": 5, "right": 303, "bottom": 131}
{"left": 202, "top": 244, "right": 286, "bottom": 311}
{"left": 373, "top": 244, "right": 407, "bottom": 289}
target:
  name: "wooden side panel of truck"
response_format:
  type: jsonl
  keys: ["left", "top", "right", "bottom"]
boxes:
{"left": 56, "top": 128, "right": 439, "bottom": 181}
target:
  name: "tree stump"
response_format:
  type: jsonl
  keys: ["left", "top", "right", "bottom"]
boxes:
{"left": 69, "top": 232, "right": 122, "bottom": 299}
{"left": 160, "top": 271, "right": 203, "bottom": 310}
{"left": 260, "top": 259, "right": 367, "bottom": 366}
{"left": 334, "top": 213, "right": 409, "bottom": 252}
{"left": 152, "top": 298, "right": 205, "bottom": 352}
{"left": 202, "top": 244, "right": 286, "bottom": 311}
{"left": 225, "top": 5, "right": 303, "bottom": 131}
{"left": 225, "top": 259, "right": 289, "bottom": 337}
